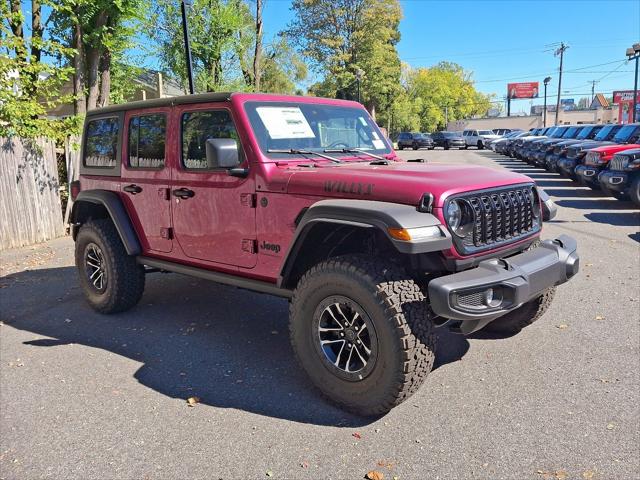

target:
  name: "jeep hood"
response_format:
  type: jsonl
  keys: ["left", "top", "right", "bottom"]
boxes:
{"left": 589, "top": 143, "right": 640, "bottom": 155}
{"left": 284, "top": 162, "right": 532, "bottom": 208}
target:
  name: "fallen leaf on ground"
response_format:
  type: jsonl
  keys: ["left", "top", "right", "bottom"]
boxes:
{"left": 365, "top": 471, "right": 383, "bottom": 480}
{"left": 352, "top": 432, "right": 361, "bottom": 439}
{"left": 265, "top": 470, "right": 273, "bottom": 477}
{"left": 556, "top": 324, "right": 568, "bottom": 330}
{"left": 606, "top": 422, "right": 615, "bottom": 430}
{"left": 585, "top": 263, "right": 593, "bottom": 267}
{"left": 300, "top": 461, "right": 309, "bottom": 469}
{"left": 582, "top": 470, "right": 597, "bottom": 479}
{"left": 186, "top": 396, "right": 200, "bottom": 407}
{"left": 595, "top": 315, "right": 605, "bottom": 321}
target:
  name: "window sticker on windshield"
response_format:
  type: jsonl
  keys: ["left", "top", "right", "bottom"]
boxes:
{"left": 371, "top": 131, "right": 380, "bottom": 140}
{"left": 358, "top": 116, "right": 368, "bottom": 126}
{"left": 372, "top": 139, "right": 385, "bottom": 149}
{"left": 256, "top": 107, "right": 315, "bottom": 139}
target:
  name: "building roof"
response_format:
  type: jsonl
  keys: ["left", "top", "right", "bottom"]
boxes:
{"left": 591, "top": 94, "right": 610, "bottom": 109}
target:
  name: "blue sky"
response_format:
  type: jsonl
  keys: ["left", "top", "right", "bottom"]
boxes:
{"left": 262, "top": 0, "right": 640, "bottom": 113}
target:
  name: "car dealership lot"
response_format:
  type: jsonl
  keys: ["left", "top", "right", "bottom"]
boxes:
{"left": 1, "top": 149, "right": 638, "bottom": 480}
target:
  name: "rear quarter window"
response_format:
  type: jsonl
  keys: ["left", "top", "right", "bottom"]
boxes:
{"left": 128, "top": 114, "right": 166, "bottom": 169}
{"left": 84, "top": 117, "right": 119, "bottom": 168}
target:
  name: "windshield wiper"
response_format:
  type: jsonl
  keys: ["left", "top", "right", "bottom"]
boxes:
{"left": 323, "top": 147, "right": 387, "bottom": 161}
{"left": 267, "top": 148, "right": 341, "bottom": 163}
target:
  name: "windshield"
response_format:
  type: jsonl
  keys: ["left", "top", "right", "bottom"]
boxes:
{"left": 551, "top": 127, "right": 567, "bottom": 137}
{"left": 244, "top": 101, "right": 391, "bottom": 158}
{"left": 414, "top": 133, "right": 428, "bottom": 139}
{"left": 562, "top": 127, "right": 580, "bottom": 138}
{"left": 576, "top": 126, "right": 594, "bottom": 139}
{"left": 443, "top": 132, "right": 461, "bottom": 138}
{"left": 594, "top": 124, "right": 616, "bottom": 141}
{"left": 613, "top": 124, "right": 639, "bottom": 143}
{"left": 479, "top": 130, "right": 493, "bottom": 135}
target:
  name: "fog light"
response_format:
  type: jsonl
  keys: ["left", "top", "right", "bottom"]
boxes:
{"left": 483, "top": 287, "right": 503, "bottom": 308}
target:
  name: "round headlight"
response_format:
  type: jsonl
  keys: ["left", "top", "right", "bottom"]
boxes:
{"left": 446, "top": 200, "right": 462, "bottom": 230}
{"left": 532, "top": 189, "right": 541, "bottom": 219}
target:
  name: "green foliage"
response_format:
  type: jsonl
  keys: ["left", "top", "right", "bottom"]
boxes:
{"left": 260, "top": 37, "right": 307, "bottom": 94}
{"left": 0, "top": 2, "right": 80, "bottom": 141}
{"left": 397, "top": 62, "right": 493, "bottom": 133}
{"left": 288, "top": 0, "right": 403, "bottom": 125}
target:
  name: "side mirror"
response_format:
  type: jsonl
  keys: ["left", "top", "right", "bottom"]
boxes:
{"left": 205, "top": 138, "right": 240, "bottom": 169}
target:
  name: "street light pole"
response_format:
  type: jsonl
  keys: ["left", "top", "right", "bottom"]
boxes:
{"left": 355, "top": 69, "right": 364, "bottom": 104}
{"left": 181, "top": 0, "right": 195, "bottom": 95}
{"left": 543, "top": 76, "right": 551, "bottom": 128}
{"left": 627, "top": 43, "right": 640, "bottom": 123}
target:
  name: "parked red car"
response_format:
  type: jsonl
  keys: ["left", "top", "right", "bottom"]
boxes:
{"left": 70, "top": 92, "right": 578, "bottom": 415}
{"left": 576, "top": 123, "right": 640, "bottom": 189}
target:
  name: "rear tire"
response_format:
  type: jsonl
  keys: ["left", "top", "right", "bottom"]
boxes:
{"left": 412, "top": 143, "right": 419, "bottom": 150}
{"left": 75, "top": 219, "right": 145, "bottom": 314}
{"left": 444, "top": 142, "right": 450, "bottom": 150}
{"left": 483, "top": 287, "right": 556, "bottom": 334}
{"left": 477, "top": 141, "right": 484, "bottom": 150}
{"left": 289, "top": 255, "right": 436, "bottom": 416}
{"left": 398, "top": 144, "right": 404, "bottom": 150}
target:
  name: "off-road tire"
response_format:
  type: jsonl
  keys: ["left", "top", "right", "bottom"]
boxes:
{"left": 483, "top": 287, "right": 556, "bottom": 334}
{"left": 412, "top": 143, "right": 419, "bottom": 150}
{"left": 477, "top": 140, "right": 484, "bottom": 150}
{"left": 289, "top": 255, "right": 436, "bottom": 416}
{"left": 398, "top": 144, "right": 404, "bottom": 150}
{"left": 629, "top": 177, "right": 640, "bottom": 207}
{"left": 444, "top": 142, "right": 450, "bottom": 150}
{"left": 75, "top": 219, "right": 145, "bottom": 314}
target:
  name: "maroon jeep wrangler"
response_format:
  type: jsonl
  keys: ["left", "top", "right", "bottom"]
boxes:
{"left": 70, "top": 92, "right": 579, "bottom": 415}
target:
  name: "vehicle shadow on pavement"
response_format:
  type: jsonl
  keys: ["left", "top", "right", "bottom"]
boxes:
{"left": 1, "top": 266, "right": 469, "bottom": 426}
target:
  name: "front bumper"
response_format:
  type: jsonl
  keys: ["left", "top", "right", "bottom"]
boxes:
{"left": 428, "top": 235, "right": 579, "bottom": 334}
{"left": 575, "top": 164, "right": 602, "bottom": 185}
{"left": 545, "top": 154, "right": 560, "bottom": 170}
{"left": 598, "top": 170, "right": 630, "bottom": 193}
{"left": 558, "top": 157, "right": 579, "bottom": 176}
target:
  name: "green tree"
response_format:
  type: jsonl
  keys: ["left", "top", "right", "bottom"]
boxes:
{"left": 48, "top": 0, "right": 143, "bottom": 113}
{"left": 287, "top": 0, "right": 402, "bottom": 125}
{"left": 404, "top": 62, "right": 492, "bottom": 131}
{"left": 0, "top": 1, "right": 79, "bottom": 140}
{"left": 260, "top": 36, "right": 307, "bottom": 94}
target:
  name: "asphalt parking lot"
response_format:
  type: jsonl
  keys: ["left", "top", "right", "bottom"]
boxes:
{"left": 1, "top": 148, "right": 639, "bottom": 480}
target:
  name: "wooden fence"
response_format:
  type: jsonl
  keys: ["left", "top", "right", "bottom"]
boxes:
{"left": 0, "top": 137, "right": 65, "bottom": 250}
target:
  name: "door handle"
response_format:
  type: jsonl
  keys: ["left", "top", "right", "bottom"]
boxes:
{"left": 124, "top": 184, "right": 142, "bottom": 195}
{"left": 173, "top": 188, "right": 195, "bottom": 199}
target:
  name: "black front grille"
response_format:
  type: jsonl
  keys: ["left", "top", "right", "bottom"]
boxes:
{"left": 609, "top": 155, "right": 629, "bottom": 171}
{"left": 447, "top": 185, "right": 539, "bottom": 255}
{"left": 553, "top": 146, "right": 562, "bottom": 154}
{"left": 566, "top": 147, "right": 579, "bottom": 158}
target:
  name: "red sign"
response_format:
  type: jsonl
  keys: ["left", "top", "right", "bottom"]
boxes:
{"left": 507, "top": 82, "right": 540, "bottom": 99}
{"left": 613, "top": 90, "right": 640, "bottom": 124}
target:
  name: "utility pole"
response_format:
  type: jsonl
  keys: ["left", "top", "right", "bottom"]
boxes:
{"left": 507, "top": 96, "right": 511, "bottom": 117}
{"left": 590, "top": 80, "right": 598, "bottom": 104}
{"left": 554, "top": 42, "right": 568, "bottom": 125}
{"left": 444, "top": 105, "right": 448, "bottom": 127}
{"left": 181, "top": 0, "right": 195, "bottom": 95}
{"left": 627, "top": 44, "right": 640, "bottom": 123}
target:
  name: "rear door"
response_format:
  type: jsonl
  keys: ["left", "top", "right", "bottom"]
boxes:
{"left": 120, "top": 108, "right": 173, "bottom": 253}
{"left": 170, "top": 104, "right": 257, "bottom": 269}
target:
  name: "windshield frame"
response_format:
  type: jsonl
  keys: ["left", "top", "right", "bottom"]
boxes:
{"left": 243, "top": 100, "right": 392, "bottom": 160}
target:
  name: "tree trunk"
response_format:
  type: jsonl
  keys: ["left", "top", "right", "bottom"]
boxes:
{"left": 253, "top": 0, "right": 263, "bottom": 91}
{"left": 9, "top": 1, "right": 23, "bottom": 39}
{"left": 72, "top": 22, "right": 86, "bottom": 115}
{"left": 85, "top": 10, "right": 109, "bottom": 111}
{"left": 97, "top": 49, "right": 111, "bottom": 108}
{"left": 31, "top": 0, "right": 42, "bottom": 62}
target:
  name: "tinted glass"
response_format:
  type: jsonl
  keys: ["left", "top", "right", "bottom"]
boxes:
{"left": 479, "top": 130, "right": 493, "bottom": 135}
{"left": 245, "top": 102, "right": 391, "bottom": 157}
{"left": 128, "top": 114, "right": 166, "bottom": 168}
{"left": 576, "top": 126, "right": 593, "bottom": 139}
{"left": 182, "top": 110, "right": 239, "bottom": 170}
{"left": 562, "top": 127, "right": 580, "bottom": 138}
{"left": 84, "top": 117, "right": 119, "bottom": 168}
{"left": 594, "top": 125, "right": 616, "bottom": 140}
{"left": 613, "top": 125, "right": 639, "bottom": 143}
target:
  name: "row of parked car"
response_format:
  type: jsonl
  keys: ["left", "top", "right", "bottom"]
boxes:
{"left": 396, "top": 129, "right": 515, "bottom": 151}
{"left": 488, "top": 123, "right": 640, "bottom": 207}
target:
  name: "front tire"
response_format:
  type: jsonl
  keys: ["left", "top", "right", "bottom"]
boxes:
{"left": 444, "top": 142, "right": 450, "bottom": 150}
{"left": 289, "top": 255, "right": 436, "bottom": 416}
{"left": 483, "top": 287, "right": 556, "bottom": 334}
{"left": 75, "top": 219, "right": 145, "bottom": 314}
{"left": 477, "top": 141, "right": 484, "bottom": 150}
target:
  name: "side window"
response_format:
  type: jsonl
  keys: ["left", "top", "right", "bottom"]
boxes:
{"left": 181, "top": 110, "right": 239, "bottom": 170}
{"left": 84, "top": 117, "right": 119, "bottom": 168}
{"left": 128, "top": 114, "right": 166, "bottom": 169}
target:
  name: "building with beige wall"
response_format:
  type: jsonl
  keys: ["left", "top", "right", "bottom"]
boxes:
{"left": 448, "top": 104, "right": 620, "bottom": 132}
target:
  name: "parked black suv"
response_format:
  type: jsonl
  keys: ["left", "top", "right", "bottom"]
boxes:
{"left": 397, "top": 132, "right": 434, "bottom": 150}
{"left": 431, "top": 131, "right": 466, "bottom": 150}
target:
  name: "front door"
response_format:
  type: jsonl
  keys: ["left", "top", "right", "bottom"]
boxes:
{"left": 120, "top": 108, "right": 173, "bottom": 253}
{"left": 170, "top": 105, "right": 257, "bottom": 269}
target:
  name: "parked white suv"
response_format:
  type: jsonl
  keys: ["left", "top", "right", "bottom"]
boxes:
{"left": 462, "top": 129, "right": 501, "bottom": 150}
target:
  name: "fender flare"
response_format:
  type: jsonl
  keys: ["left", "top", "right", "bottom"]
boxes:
{"left": 71, "top": 190, "right": 141, "bottom": 256}
{"left": 279, "top": 199, "right": 452, "bottom": 286}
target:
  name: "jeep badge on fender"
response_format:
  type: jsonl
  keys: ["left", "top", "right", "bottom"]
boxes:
{"left": 70, "top": 92, "right": 578, "bottom": 416}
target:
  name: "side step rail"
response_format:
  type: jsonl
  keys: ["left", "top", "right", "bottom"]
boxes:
{"left": 137, "top": 256, "right": 293, "bottom": 299}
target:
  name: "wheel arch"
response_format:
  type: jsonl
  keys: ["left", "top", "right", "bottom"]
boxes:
{"left": 71, "top": 190, "right": 141, "bottom": 256}
{"left": 278, "top": 199, "right": 451, "bottom": 289}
